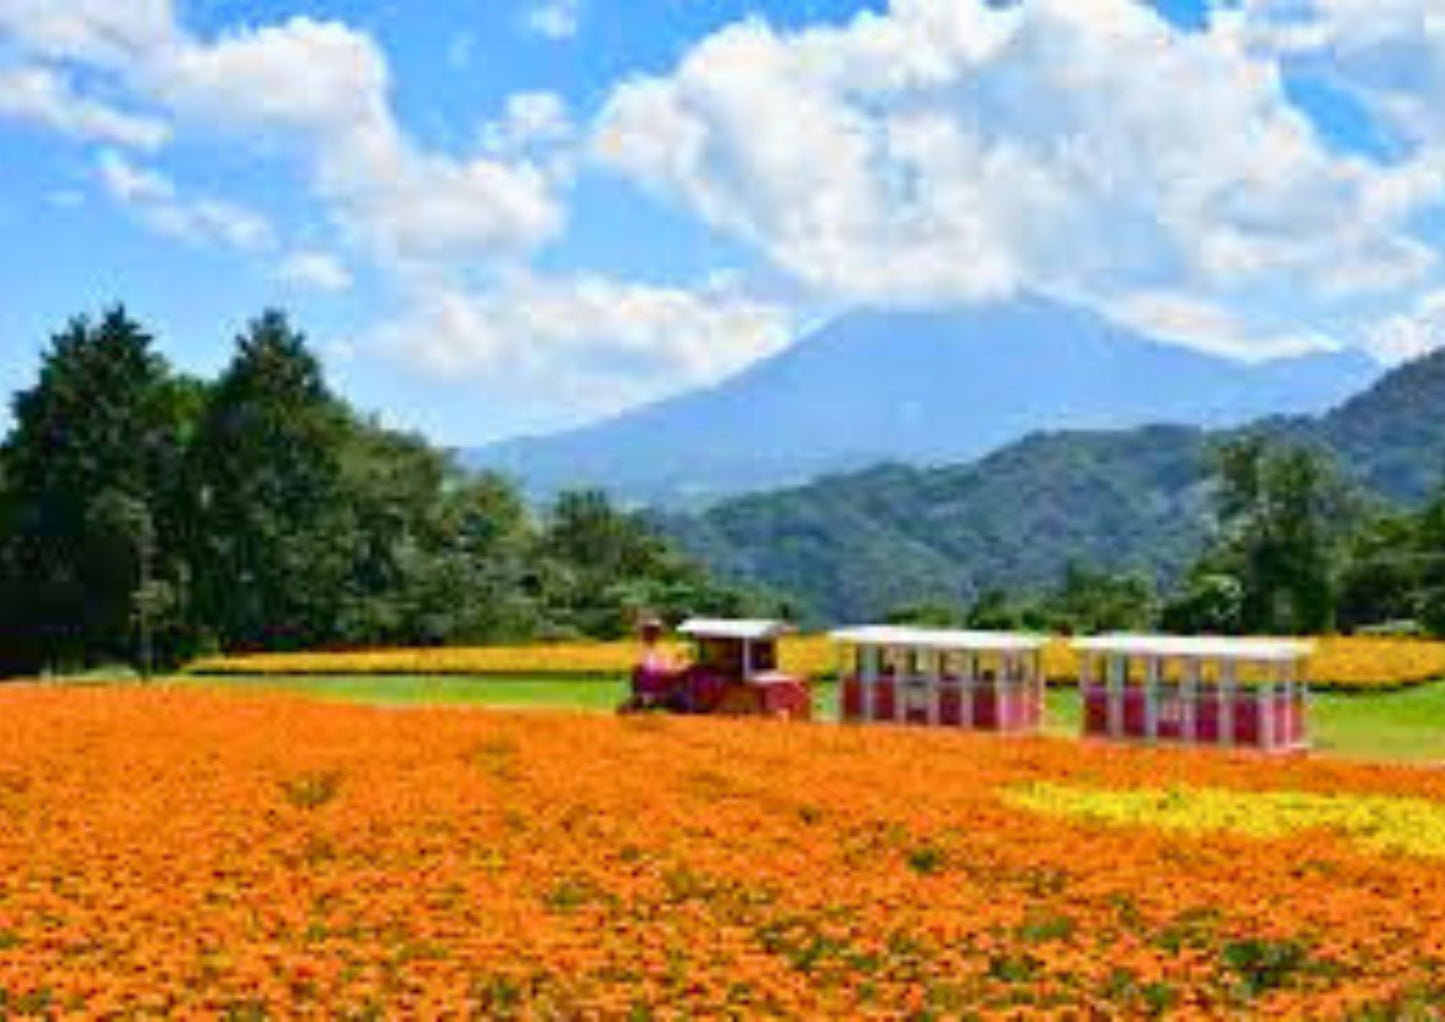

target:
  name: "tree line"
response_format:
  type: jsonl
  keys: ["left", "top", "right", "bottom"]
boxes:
{"left": 890, "top": 437, "right": 1445, "bottom": 639}
{"left": 0, "top": 308, "right": 759, "bottom": 676}
{"left": 5, "top": 305, "right": 1441, "bottom": 677}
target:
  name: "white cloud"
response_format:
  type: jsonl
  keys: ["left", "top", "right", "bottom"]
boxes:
{"left": 1366, "top": 290, "right": 1445, "bottom": 363}
{"left": 0, "top": 0, "right": 177, "bottom": 67}
{"left": 594, "top": 0, "right": 1437, "bottom": 318}
{"left": 12, "top": 0, "right": 1445, "bottom": 423}
{"left": 152, "top": 17, "right": 565, "bottom": 266}
{"left": 96, "top": 150, "right": 273, "bottom": 251}
{"left": 276, "top": 250, "right": 352, "bottom": 293}
{"left": 1112, "top": 291, "right": 1339, "bottom": 362}
{"left": 96, "top": 150, "right": 172, "bottom": 203}
{"left": 0, "top": 65, "right": 169, "bottom": 148}
{"left": 1226, "top": 1, "right": 1445, "bottom": 193}
{"left": 0, "top": 9, "right": 568, "bottom": 268}
{"left": 154, "top": 17, "right": 391, "bottom": 138}
{"left": 481, "top": 91, "right": 574, "bottom": 156}
{"left": 382, "top": 273, "right": 794, "bottom": 419}
{"left": 525, "top": 0, "right": 580, "bottom": 41}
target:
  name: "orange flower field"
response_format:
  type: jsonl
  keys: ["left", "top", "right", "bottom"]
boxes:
{"left": 187, "top": 633, "right": 1445, "bottom": 692}
{"left": 4, "top": 687, "right": 1445, "bottom": 1016}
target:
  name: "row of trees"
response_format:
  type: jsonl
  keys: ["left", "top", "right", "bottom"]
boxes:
{"left": 892, "top": 437, "right": 1445, "bottom": 638}
{"left": 0, "top": 308, "right": 757, "bottom": 675}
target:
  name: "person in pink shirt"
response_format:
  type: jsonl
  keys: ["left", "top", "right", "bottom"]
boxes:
{"left": 622, "top": 617, "right": 681, "bottom": 712}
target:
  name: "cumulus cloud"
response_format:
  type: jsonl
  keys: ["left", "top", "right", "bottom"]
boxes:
{"left": 151, "top": 17, "right": 565, "bottom": 266}
{"left": 1111, "top": 291, "right": 1339, "bottom": 362}
{"left": 0, "top": 65, "right": 168, "bottom": 148}
{"left": 276, "top": 250, "right": 352, "bottom": 294}
{"left": 0, "top": 9, "right": 566, "bottom": 269}
{"left": 381, "top": 274, "right": 794, "bottom": 419}
{"left": 11, "top": 0, "right": 1445, "bottom": 423}
{"left": 0, "top": 0, "right": 177, "bottom": 67}
{"left": 594, "top": 0, "right": 1436, "bottom": 313}
{"left": 153, "top": 17, "right": 390, "bottom": 138}
{"left": 96, "top": 149, "right": 273, "bottom": 251}
{"left": 1367, "top": 289, "right": 1445, "bottom": 363}
{"left": 481, "top": 91, "right": 574, "bottom": 157}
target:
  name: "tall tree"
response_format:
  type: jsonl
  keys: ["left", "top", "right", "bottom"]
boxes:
{"left": 1181, "top": 438, "right": 1355, "bottom": 634}
{"left": 187, "top": 310, "right": 351, "bottom": 651}
{"left": 388, "top": 472, "right": 541, "bottom": 644}
{"left": 1416, "top": 493, "right": 1445, "bottom": 636}
{"left": 0, "top": 308, "right": 189, "bottom": 670}
{"left": 1336, "top": 511, "right": 1430, "bottom": 632}
{"left": 541, "top": 489, "right": 752, "bottom": 636}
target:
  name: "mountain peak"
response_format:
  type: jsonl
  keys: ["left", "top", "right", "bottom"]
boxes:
{"left": 467, "top": 298, "right": 1381, "bottom": 507}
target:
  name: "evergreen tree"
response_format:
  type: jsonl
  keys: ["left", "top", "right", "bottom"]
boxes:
{"left": 0, "top": 305, "right": 784, "bottom": 667}
{"left": 187, "top": 311, "right": 351, "bottom": 650}
{"left": 0, "top": 308, "right": 189, "bottom": 670}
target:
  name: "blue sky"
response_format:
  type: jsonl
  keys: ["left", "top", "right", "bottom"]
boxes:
{"left": 3, "top": 0, "right": 1444, "bottom": 444}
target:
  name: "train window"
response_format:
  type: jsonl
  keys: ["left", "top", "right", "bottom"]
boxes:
{"left": 698, "top": 638, "right": 742, "bottom": 673}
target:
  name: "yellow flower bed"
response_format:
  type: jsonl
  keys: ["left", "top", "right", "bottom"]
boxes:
{"left": 189, "top": 635, "right": 840, "bottom": 680}
{"left": 1005, "top": 781, "right": 1445, "bottom": 860}
{"left": 1304, "top": 635, "right": 1445, "bottom": 691}
{"left": 188, "top": 634, "right": 1445, "bottom": 691}
{"left": 189, "top": 641, "right": 671, "bottom": 678}
{"left": 1045, "top": 635, "right": 1445, "bottom": 691}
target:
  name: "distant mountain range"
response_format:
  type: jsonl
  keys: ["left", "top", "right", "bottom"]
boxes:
{"left": 656, "top": 347, "right": 1445, "bottom": 624}
{"left": 466, "top": 296, "right": 1380, "bottom": 507}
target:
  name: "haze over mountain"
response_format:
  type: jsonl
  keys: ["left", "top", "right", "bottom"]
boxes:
{"left": 468, "top": 297, "right": 1379, "bottom": 507}
{"left": 657, "top": 346, "right": 1445, "bottom": 624}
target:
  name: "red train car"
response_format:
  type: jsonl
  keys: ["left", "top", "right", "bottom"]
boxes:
{"left": 624, "top": 618, "right": 812, "bottom": 720}
{"left": 832, "top": 626, "right": 1048, "bottom": 734}
{"left": 1074, "top": 634, "right": 1312, "bottom": 753}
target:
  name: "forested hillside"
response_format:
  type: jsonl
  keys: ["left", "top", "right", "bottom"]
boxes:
{"left": 1317, "top": 348, "right": 1445, "bottom": 503}
{"left": 659, "top": 427, "right": 1215, "bottom": 623}
{"left": 0, "top": 309, "right": 755, "bottom": 676}
{"left": 663, "top": 349, "right": 1445, "bottom": 623}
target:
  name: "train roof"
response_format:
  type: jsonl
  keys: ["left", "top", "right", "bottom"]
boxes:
{"left": 830, "top": 625, "right": 1048, "bottom": 652}
{"left": 677, "top": 618, "right": 793, "bottom": 641}
{"left": 1072, "top": 633, "right": 1314, "bottom": 662}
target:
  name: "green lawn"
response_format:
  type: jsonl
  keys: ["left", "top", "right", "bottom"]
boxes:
{"left": 189, "top": 674, "right": 631, "bottom": 712}
{"left": 1040, "top": 688, "right": 1445, "bottom": 764}
{"left": 186, "top": 675, "right": 1445, "bottom": 765}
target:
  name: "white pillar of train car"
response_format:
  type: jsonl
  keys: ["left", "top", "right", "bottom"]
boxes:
{"left": 1071, "top": 634, "right": 1313, "bottom": 752}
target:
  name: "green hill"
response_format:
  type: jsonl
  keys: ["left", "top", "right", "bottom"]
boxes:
{"left": 662, "top": 349, "right": 1445, "bottom": 623}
